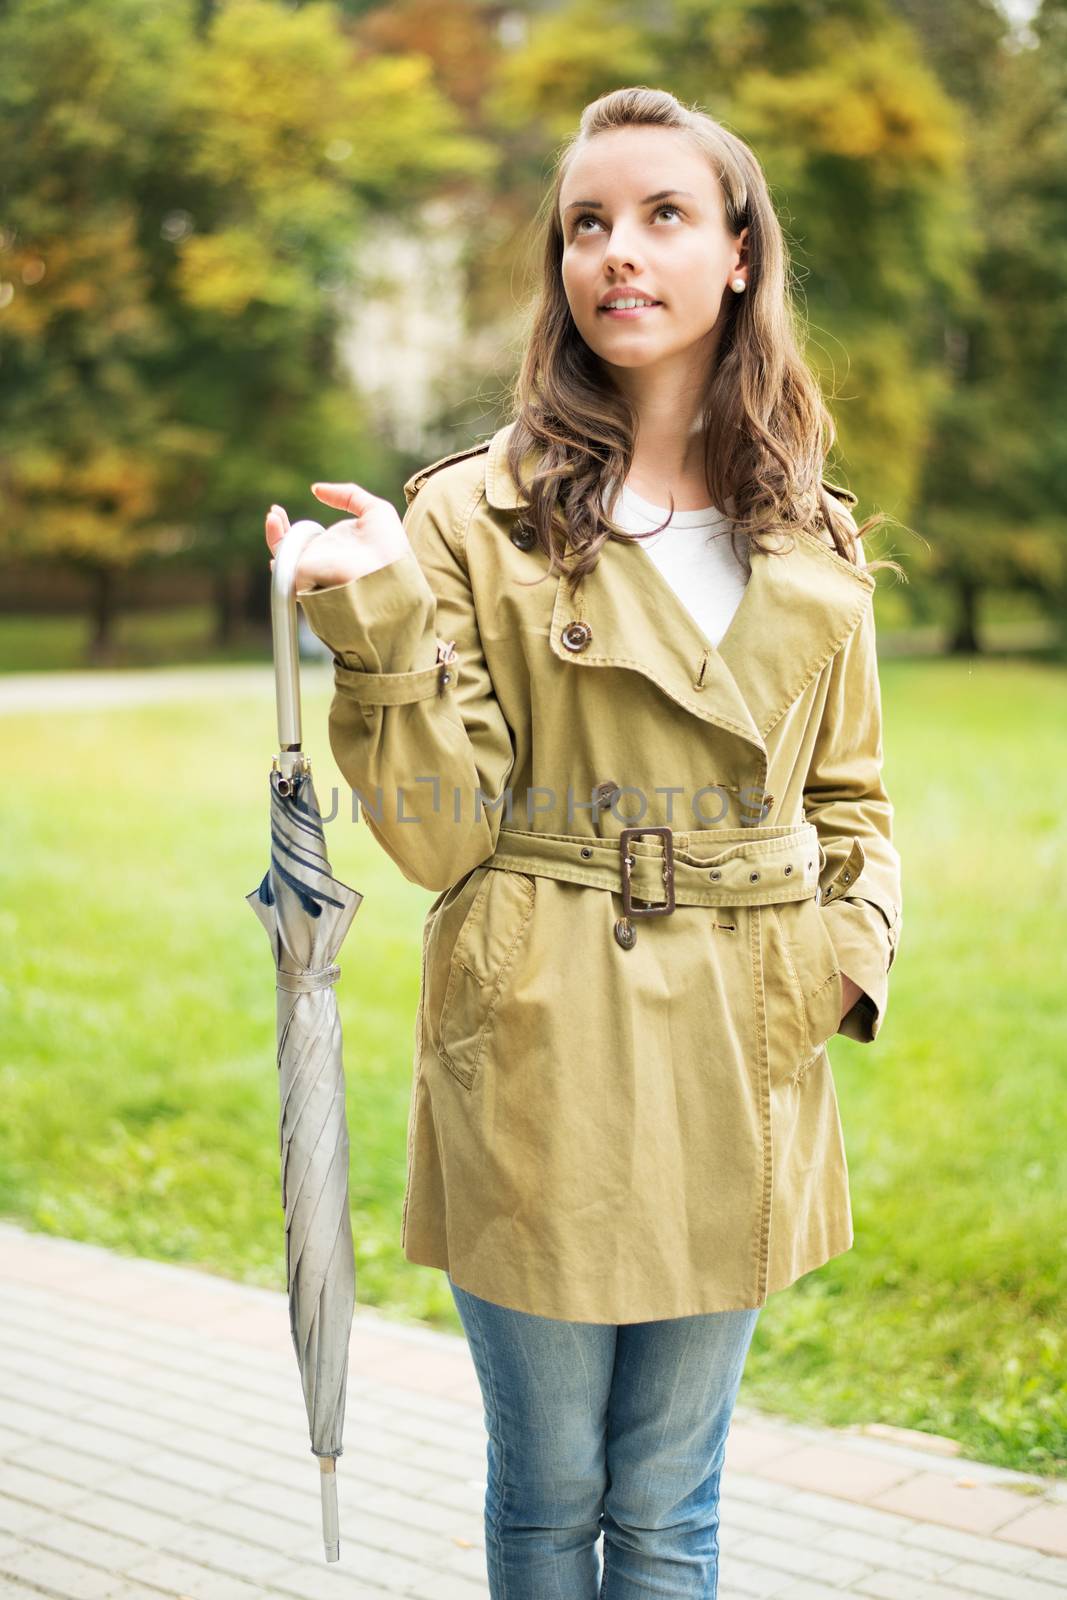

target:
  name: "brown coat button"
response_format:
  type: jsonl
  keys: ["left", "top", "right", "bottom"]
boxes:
{"left": 510, "top": 525, "right": 536, "bottom": 550}
{"left": 561, "top": 620, "right": 593, "bottom": 652}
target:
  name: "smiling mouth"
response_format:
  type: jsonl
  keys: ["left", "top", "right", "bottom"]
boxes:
{"left": 598, "top": 301, "right": 664, "bottom": 316}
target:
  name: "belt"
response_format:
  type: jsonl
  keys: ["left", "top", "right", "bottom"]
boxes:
{"left": 486, "top": 821, "right": 837, "bottom": 916}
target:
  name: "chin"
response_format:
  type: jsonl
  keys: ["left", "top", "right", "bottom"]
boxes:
{"left": 598, "top": 347, "right": 670, "bottom": 370}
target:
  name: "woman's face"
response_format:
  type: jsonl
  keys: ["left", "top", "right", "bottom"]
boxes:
{"left": 558, "top": 126, "right": 747, "bottom": 377}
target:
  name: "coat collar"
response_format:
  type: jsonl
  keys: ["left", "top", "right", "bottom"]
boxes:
{"left": 483, "top": 422, "right": 874, "bottom": 754}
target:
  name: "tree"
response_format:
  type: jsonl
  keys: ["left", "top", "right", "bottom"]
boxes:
{"left": 890, "top": 0, "right": 1067, "bottom": 650}
{"left": 0, "top": 0, "right": 497, "bottom": 658}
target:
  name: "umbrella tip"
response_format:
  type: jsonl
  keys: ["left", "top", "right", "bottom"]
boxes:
{"left": 319, "top": 1454, "right": 340, "bottom": 1565}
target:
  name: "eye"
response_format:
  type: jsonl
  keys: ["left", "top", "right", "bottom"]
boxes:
{"left": 570, "top": 203, "right": 685, "bottom": 236}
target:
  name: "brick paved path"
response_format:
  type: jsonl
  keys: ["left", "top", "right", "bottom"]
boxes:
{"left": 0, "top": 1222, "right": 1064, "bottom": 1599}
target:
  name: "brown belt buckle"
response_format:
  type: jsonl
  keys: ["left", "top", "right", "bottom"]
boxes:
{"left": 619, "top": 826, "right": 675, "bottom": 917}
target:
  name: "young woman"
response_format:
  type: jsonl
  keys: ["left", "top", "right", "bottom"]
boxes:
{"left": 265, "top": 86, "right": 903, "bottom": 1600}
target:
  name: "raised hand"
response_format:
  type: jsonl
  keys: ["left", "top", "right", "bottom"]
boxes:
{"left": 264, "top": 481, "right": 411, "bottom": 593}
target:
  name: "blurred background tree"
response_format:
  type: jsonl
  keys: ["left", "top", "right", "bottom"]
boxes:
{"left": 891, "top": 0, "right": 1067, "bottom": 649}
{"left": 0, "top": 0, "right": 1063, "bottom": 661}
{"left": 0, "top": 0, "right": 495, "bottom": 657}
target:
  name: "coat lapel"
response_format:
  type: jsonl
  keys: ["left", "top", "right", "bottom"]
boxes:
{"left": 483, "top": 422, "right": 875, "bottom": 754}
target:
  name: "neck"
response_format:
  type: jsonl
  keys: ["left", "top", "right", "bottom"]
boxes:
{"left": 607, "top": 350, "right": 716, "bottom": 507}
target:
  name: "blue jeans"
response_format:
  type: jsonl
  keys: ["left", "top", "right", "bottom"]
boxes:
{"left": 448, "top": 1276, "right": 761, "bottom": 1599}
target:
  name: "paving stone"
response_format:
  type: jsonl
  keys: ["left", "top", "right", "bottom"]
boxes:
{"left": 0, "top": 1494, "right": 53, "bottom": 1541}
{"left": 816, "top": 1526, "right": 959, "bottom": 1578}
{"left": 715, "top": 1554, "right": 796, "bottom": 1596}
{"left": 775, "top": 1487, "right": 935, "bottom": 1542}
{"left": 187, "top": 1498, "right": 307, "bottom": 1557}
{"left": 1024, "top": 1552, "right": 1067, "bottom": 1588}
{"left": 727, "top": 1423, "right": 815, "bottom": 1473}
{"left": 772, "top": 1586, "right": 866, "bottom": 1600}
{"left": 993, "top": 1505, "right": 1067, "bottom": 1558}
{"left": 423, "top": 1475, "right": 488, "bottom": 1515}
{"left": 88, "top": 1470, "right": 215, "bottom": 1521}
{"left": 854, "top": 1575, "right": 998, "bottom": 1599}
{"left": 730, "top": 1532, "right": 872, "bottom": 1587}
{"left": 873, "top": 1473, "right": 1050, "bottom": 1537}
{"left": 759, "top": 1443, "right": 915, "bottom": 1501}
{"left": 257, "top": 1558, "right": 402, "bottom": 1598}
{"left": 937, "top": 1560, "right": 1067, "bottom": 1598}
{"left": 100, "top": 1587, "right": 191, "bottom": 1600}
{"left": 720, "top": 1472, "right": 798, "bottom": 1507}
{"left": 256, "top": 1540, "right": 439, "bottom": 1593}
{"left": 128, "top": 1450, "right": 245, "bottom": 1499}
{"left": 403, "top": 1571, "right": 490, "bottom": 1600}
{"left": 342, "top": 1483, "right": 482, "bottom": 1542}
{"left": 900, "top": 1520, "right": 1052, "bottom": 1570}
{"left": 6, "top": 1444, "right": 122, "bottom": 1495}
{"left": 14, "top": 1516, "right": 147, "bottom": 1576}
{"left": 859, "top": 1423, "right": 963, "bottom": 1456}
{"left": 0, "top": 1544, "right": 117, "bottom": 1599}
{"left": 122, "top": 1551, "right": 265, "bottom": 1599}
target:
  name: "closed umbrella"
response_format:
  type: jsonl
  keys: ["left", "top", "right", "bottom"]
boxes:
{"left": 245, "top": 519, "right": 362, "bottom": 1563}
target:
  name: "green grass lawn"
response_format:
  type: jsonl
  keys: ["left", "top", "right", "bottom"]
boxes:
{"left": 0, "top": 606, "right": 277, "bottom": 673}
{"left": 0, "top": 590, "right": 1059, "bottom": 673}
{"left": 1, "top": 655, "right": 1063, "bottom": 1478}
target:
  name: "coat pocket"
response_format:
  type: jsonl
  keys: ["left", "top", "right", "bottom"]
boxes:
{"left": 765, "top": 900, "right": 844, "bottom": 1086}
{"left": 432, "top": 866, "right": 536, "bottom": 1090}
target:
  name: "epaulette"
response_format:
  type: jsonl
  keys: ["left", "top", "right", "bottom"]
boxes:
{"left": 821, "top": 478, "right": 858, "bottom": 508}
{"left": 403, "top": 439, "right": 493, "bottom": 508}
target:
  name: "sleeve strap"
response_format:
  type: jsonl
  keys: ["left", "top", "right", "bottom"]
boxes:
{"left": 332, "top": 637, "right": 457, "bottom": 706}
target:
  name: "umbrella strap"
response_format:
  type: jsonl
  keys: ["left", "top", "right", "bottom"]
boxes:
{"left": 276, "top": 964, "right": 341, "bottom": 993}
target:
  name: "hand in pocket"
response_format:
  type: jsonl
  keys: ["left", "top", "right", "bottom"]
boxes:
{"left": 839, "top": 972, "right": 864, "bottom": 1022}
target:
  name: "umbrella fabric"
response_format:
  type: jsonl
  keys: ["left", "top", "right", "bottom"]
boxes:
{"left": 246, "top": 767, "right": 362, "bottom": 1504}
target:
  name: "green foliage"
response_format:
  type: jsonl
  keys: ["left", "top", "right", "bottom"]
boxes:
{"left": 0, "top": 0, "right": 495, "bottom": 611}
{"left": 886, "top": 0, "right": 1067, "bottom": 627}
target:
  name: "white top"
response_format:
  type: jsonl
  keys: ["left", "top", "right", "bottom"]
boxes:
{"left": 609, "top": 481, "right": 750, "bottom": 649}
{"left": 608, "top": 482, "right": 866, "bottom": 649}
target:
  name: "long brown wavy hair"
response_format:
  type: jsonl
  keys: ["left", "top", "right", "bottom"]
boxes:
{"left": 504, "top": 85, "right": 900, "bottom": 596}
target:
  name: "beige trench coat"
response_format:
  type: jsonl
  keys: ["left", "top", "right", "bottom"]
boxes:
{"left": 297, "top": 420, "right": 903, "bottom": 1324}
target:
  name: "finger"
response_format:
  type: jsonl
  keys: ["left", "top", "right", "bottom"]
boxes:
{"left": 311, "top": 481, "right": 376, "bottom": 516}
{"left": 265, "top": 506, "right": 289, "bottom": 547}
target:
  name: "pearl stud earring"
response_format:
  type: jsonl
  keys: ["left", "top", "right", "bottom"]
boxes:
{"left": 730, "top": 277, "right": 746, "bottom": 293}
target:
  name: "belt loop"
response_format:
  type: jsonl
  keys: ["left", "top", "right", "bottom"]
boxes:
{"left": 820, "top": 837, "right": 865, "bottom": 903}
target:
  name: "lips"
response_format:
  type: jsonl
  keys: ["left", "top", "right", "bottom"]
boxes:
{"left": 597, "top": 300, "right": 664, "bottom": 316}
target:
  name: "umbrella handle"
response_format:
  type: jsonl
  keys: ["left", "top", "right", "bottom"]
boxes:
{"left": 271, "top": 518, "right": 330, "bottom": 784}
{"left": 319, "top": 1456, "right": 340, "bottom": 1563}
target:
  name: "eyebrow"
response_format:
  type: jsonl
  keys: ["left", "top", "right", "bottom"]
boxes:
{"left": 563, "top": 188, "right": 697, "bottom": 213}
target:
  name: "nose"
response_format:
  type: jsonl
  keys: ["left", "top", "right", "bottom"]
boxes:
{"left": 602, "top": 221, "right": 643, "bottom": 277}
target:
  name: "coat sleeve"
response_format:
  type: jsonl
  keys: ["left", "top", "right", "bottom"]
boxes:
{"left": 294, "top": 481, "right": 517, "bottom": 892}
{"left": 803, "top": 587, "right": 903, "bottom": 1044}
